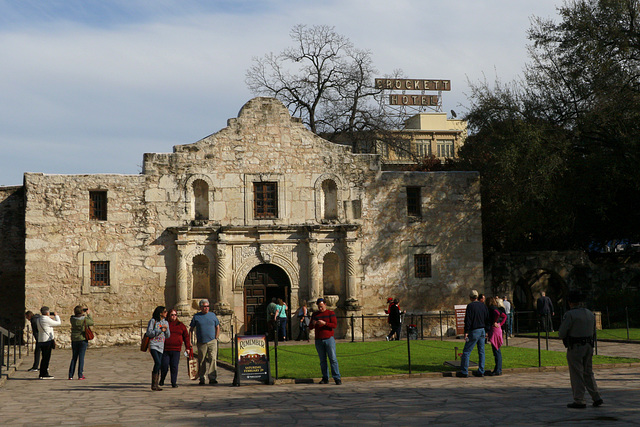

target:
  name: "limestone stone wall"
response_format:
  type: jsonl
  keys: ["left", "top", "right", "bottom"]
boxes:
{"left": 23, "top": 173, "right": 169, "bottom": 337}
{"left": 360, "top": 171, "right": 484, "bottom": 316}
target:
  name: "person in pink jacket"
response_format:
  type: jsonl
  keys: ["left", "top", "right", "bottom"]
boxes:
{"left": 486, "top": 296, "right": 507, "bottom": 376}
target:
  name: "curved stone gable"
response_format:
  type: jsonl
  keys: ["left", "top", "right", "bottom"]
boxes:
{"left": 173, "top": 97, "right": 355, "bottom": 161}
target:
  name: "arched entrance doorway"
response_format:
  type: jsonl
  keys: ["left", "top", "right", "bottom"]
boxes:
{"left": 513, "top": 269, "right": 567, "bottom": 331}
{"left": 243, "top": 264, "right": 291, "bottom": 336}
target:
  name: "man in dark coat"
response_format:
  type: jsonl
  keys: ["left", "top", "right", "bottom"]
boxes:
{"left": 537, "top": 291, "right": 555, "bottom": 332}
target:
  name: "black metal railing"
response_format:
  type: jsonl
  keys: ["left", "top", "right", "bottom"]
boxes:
{"left": 1, "top": 326, "right": 27, "bottom": 378}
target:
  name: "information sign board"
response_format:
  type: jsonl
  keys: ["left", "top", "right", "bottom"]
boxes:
{"left": 233, "top": 335, "right": 272, "bottom": 386}
{"left": 454, "top": 305, "right": 467, "bottom": 335}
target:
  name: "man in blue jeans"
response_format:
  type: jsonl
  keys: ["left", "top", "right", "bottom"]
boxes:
{"left": 457, "top": 289, "right": 490, "bottom": 378}
{"left": 309, "top": 298, "right": 341, "bottom": 385}
{"left": 190, "top": 299, "right": 220, "bottom": 385}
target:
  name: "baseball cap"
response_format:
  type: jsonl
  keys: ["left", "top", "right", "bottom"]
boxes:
{"left": 316, "top": 298, "right": 325, "bottom": 305}
{"left": 469, "top": 289, "right": 479, "bottom": 298}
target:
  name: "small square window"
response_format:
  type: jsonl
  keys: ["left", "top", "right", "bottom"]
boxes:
{"left": 407, "top": 187, "right": 421, "bottom": 217}
{"left": 414, "top": 254, "right": 432, "bottom": 278}
{"left": 91, "top": 261, "right": 110, "bottom": 286}
{"left": 89, "top": 191, "right": 107, "bottom": 221}
{"left": 254, "top": 182, "right": 278, "bottom": 218}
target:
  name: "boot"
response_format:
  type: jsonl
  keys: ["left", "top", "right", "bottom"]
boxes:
{"left": 152, "top": 372, "right": 163, "bottom": 391}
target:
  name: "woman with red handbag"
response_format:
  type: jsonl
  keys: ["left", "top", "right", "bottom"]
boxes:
{"left": 69, "top": 305, "right": 94, "bottom": 380}
{"left": 159, "top": 309, "right": 193, "bottom": 388}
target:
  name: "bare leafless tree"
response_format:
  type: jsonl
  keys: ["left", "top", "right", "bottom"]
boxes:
{"left": 246, "top": 24, "right": 403, "bottom": 151}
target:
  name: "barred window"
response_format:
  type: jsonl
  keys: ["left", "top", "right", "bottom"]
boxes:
{"left": 406, "top": 186, "right": 421, "bottom": 217}
{"left": 254, "top": 182, "right": 278, "bottom": 218}
{"left": 91, "top": 261, "right": 110, "bottom": 287}
{"left": 414, "top": 254, "right": 432, "bottom": 278}
{"left": 89, "top": 191, "right": 107, "bottom": 221}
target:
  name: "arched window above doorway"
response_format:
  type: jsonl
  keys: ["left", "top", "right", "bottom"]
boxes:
{"left": 193, "top": 179, "right": 209, "bottom": 220}
{"left": 314, "top": 173, "right": 344, "bottom": 222}
{"left": 321, "top": 179, "right": 338, "bottom": 220}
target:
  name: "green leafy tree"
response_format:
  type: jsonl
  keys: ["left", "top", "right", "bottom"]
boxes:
{"left": 462, "top": 0, "right": 640, "bottom": 252}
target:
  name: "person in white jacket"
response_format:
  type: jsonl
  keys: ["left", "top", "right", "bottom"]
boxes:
{"left": 37, "top": 306, "right": 61, "bottom": 379}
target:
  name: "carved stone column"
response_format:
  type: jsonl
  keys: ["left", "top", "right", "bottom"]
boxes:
{"left": 309, "top": 240, "right": 320, "bottom": 309}
{"left": 214, "top": 244, "right": 233, "bottom": 314}
{"left": 345, "top": 243, "right": 360, "bottom": 310}
{"left": 175, "top": 241, "right": 190, "bottom": 313}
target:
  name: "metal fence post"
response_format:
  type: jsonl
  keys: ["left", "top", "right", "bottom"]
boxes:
{"left": 361, "top": 314, "right": 365, "bottom": 342}
{"left": 13, "top": 328, "right": 17, "bottom": 365}
{"left": 350, "top": 315, "right": 355, "bottom": 343}
{"left": 406, "top": 324, "right": 412, "bottom": 375}
{"left": 626, "top": 306, "right": 630, "bottom": 341}
{"left": 537, "top": 319, "right": 541, "bottom": 368}
{"left": 439, "top": 311, "right": 443, "bottom": 341}
{"left": 274, "top": 319, "right": 279, "bottom": 380}
{"left": 230, "top": 325, "right": 235, "bottom": 366}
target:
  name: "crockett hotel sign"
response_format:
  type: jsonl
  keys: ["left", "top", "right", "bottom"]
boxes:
{"left": 375, "top": 78, "right": 451, "bottom": 106}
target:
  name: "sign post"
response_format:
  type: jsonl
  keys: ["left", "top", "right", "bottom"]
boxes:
{"left": 233, "top": 334, "right": 272, "bottom": 386}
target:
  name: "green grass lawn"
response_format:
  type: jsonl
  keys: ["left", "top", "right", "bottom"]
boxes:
{"left": 219, "top": 339, "right": 638, "bottom": 379}
{"left": 519, "top": 328, "right": 640, "bottom": 341}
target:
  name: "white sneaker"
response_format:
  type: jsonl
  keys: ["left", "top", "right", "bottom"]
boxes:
{"left": 27, "top": 368, "right": 39, "bottom": 372}
{"left": 39, "top": 376, "right": 54, "bottom": 380}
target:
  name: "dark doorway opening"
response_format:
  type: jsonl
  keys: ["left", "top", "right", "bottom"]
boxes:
{"left": 243, "top": 264, "right": 291, "bottom": 337}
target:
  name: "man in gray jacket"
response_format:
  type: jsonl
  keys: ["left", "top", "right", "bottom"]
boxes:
{"left": 559, "top": 291, "right": 603, "bottom": 409}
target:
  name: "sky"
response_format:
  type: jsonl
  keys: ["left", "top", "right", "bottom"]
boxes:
{"left": 0, "top": 0, "right": 562, "bottom": 186}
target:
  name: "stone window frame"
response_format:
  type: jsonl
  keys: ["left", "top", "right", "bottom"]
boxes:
{"left": 244, "top": 173, "right": 286, "bottom": 225}
{"left": 79, "top": 252, "right": 119, "bottom": 294}
{"left": 414, "top": 254, "right": 432, "bottom": 278}
{"left": 407, "top": 245, "right": 437, "bottom": 283}
{"left": 184, "top": 174, "right": 215, "bottom": 222}
{"left": 314, "top": 173, "right": 345, "bottom": 222}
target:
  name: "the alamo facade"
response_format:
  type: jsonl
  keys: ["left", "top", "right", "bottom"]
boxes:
{"left": 0, "top": 97, "right": 483, "bottom": 345}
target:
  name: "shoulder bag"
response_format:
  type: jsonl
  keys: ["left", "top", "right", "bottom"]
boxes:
{"left": 140, "top": 335, "right": 150, "bottom": 352}
{"left": 84, "top": 318, "right": 95, "bottom": 340}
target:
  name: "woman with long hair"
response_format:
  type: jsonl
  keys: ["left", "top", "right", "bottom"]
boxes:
{"left": 68, "top": 305, "right": 94, "bottom": 380}
{"left": 160, "top": 309, "right": 193, "bottom": 388}
{"left": 486, "top": 296, "right": 507, "bottom": 376}
{"left": 146, "top": 306, "right": 170, "bottom": 390}
{"left": 295, "top": 300, "right": 310, "bottom": 341}
{"left": 275, "top": 298, "right": 288, "bottom": 341}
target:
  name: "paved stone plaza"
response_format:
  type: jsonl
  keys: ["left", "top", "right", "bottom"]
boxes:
{"left": 1, "top": 339, "right": 639, "bottom": 426}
